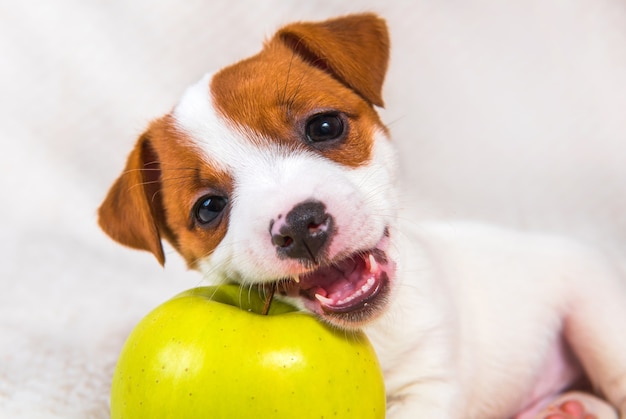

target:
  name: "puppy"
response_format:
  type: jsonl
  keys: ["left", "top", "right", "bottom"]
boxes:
{"left": 98, "top": 14, "right": 626, "bottom": 418}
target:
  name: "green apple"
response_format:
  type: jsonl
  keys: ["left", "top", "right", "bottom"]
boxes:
{"left": 110, "top": 284, "right": 386, "bottom": 418}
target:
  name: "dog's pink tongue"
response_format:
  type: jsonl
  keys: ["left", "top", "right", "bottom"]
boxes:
{"left": 301, "top": 253, "right": 385, "bottom": 313}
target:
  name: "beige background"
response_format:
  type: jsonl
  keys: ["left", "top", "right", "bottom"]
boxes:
{"left": 1, "top": 0, "right": 625, "bottom": 417}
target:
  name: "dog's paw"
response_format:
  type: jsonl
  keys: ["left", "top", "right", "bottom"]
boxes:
{"left": 542, "top": 399, "right": 595, "bottom": 419}
{"left": 538, "top": 392, "right": 617, "bottom": 419}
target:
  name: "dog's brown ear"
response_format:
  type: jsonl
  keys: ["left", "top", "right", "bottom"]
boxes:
{"left": 277, "top": 13, "right": 390, "bottom": 107}
{"left": 98, "top": 129, "right": 166, "bottom": 265}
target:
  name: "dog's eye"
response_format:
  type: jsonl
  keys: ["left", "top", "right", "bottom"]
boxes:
{"left": 193, "top": 195, "right": 228, "bottom": 225}
{"left": 305, "top": 113, "right": 345, "bottom": 143}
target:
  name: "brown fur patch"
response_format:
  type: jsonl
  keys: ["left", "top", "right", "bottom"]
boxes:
{"left": 210, "top": 14, "right": 389, "bottom": 168}
{"left": 98, "top": 116, "right": 232, "bottom": 268}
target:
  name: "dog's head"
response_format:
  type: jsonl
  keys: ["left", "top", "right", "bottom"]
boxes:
{"left": 98, "top": 14, "right": 397, "bottom": 329}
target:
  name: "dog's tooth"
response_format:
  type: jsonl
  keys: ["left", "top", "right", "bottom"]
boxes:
{"left": 368, "top": 254, "right": 378, "bottom": 273}
{"left": 315, "top": 293, "right": 334, "bottom": 305}
{"left": 338, "top": 290, "right": 361, "bottom": 305}
{"left": 293, "top": 275, "right": 300, "bottom": 283}
{"left": 362, "top": 277, "right": 376, "bottom": 293}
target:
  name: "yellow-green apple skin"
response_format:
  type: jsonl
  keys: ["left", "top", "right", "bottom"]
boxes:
{"left": 110, "top": 285, "right": 386, "bottom": 418}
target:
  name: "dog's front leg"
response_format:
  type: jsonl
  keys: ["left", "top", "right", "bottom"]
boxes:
{"left": 370, "top": 319, "right": 462, "bottom": 418}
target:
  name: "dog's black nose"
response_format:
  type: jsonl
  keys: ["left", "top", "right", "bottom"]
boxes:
{"left": 270, "top": 200, "right": 333, "bottom": 263}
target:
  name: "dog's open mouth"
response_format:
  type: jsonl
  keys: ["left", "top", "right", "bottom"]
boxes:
{"left": 278, "top": 235, "right": 395, "bottom": 326}
{"left": 299, "top": 250, "right": 390, "bottom": 313}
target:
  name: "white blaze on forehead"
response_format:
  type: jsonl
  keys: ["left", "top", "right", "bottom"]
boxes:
{"left": 172, "top": 72, "right": 253, "bottom": 172}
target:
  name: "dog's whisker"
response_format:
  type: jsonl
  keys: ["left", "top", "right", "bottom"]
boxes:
{"left": 279, "top": 49, "right": 297, "bottom": 105}
{"left": 120, "top": 166, "right": 198, "bottom": 175}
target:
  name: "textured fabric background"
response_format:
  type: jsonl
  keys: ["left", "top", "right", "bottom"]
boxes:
{"left": 1, "top": 1, "right": 625, "bottom": 417}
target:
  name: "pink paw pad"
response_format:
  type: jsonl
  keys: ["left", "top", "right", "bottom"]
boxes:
{"left": 544, "top": 399, "right": 597, "bottom": 419}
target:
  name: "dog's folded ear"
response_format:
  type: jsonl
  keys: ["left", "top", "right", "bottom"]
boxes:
{"left": 276, "top": 13, "right": 390, "bottom": 107}
{"left": 98, "top": 127, "right": 166, "bottom": 265}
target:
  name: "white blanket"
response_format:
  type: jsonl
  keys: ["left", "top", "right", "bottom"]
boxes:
{"left": 2, "top": 1, "right": 625, "bottom": 417}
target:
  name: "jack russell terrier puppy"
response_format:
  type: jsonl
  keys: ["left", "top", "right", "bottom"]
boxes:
{"left": 98, "top": 13, "right": 626, "bottom": 419}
